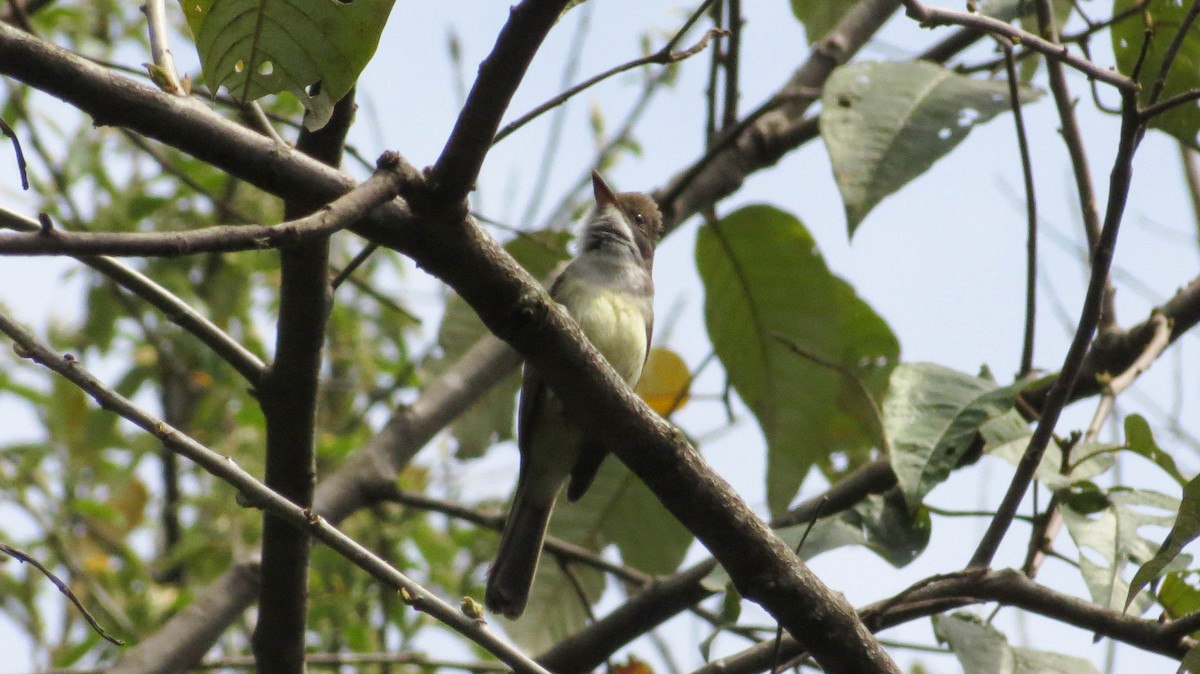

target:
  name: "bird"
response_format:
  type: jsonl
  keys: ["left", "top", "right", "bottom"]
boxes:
{"left": 485, "top": 171, "right": 662, "bottom": 619}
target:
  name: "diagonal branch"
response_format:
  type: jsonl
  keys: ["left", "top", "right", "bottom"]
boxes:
{"left": 0, "top": 311, "right": 551, "bottom": 674}
{"left": 112, "top": 335, "right": 522, "bottom": 673}
{"left": 968, "top": 92, "right": 1143, "bottom": 569}
{"left": 429, "top": 0, "right": 573, "bottom": 205}
{"left": 0, "top": 542, "right": 124, "bottom": 646}
{"left": 0, "top": 207, "right": 266, "bottom": 382}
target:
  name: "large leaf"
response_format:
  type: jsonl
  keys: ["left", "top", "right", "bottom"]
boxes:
{"left": 1113, "top": 0, "right": 1200, "bottom": 148}
{"left": 884, "top": 363, "right": 1028, "bottom": 509}
{"left": 988, "top": 437, "right": 1117, "bottom": 491}
{"left": 181, "top": 0, "right": 397, "bottom": 129}
{"left": 1127, "top": 475, "right": 1200, "bottom": 611}
{"left": 426, "top": 232, "right": 570, "bottom": 459}
{"left": 696, "top": 205, "right": 899, "bottom": 515}
{"left": 1062, "top": 488, "right": 1189, "bottom": 615}
{"left": 820, "top": 61, "right": 1041, "bottom": 232}
{"left": 933, "top": 612, "right": 1102, "bottom": 674}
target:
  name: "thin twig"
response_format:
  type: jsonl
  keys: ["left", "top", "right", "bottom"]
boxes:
{"left": 0, "top": 206, "right": 267, "bottom": 382}
{"left": 379, "top": 487, "right": 650, "bottom": 586}
{"left": 0, "top": 116, "right": 28, "bottom": 189}
{"left": 140, "top": 0, "right": 182, "bottom": 93}
{"left": 1146, "top": 0, "right": 1200, "bottom": 108}
{"left": 968, "top": 91, "right": 1143, "bottom": 570}
{"left": 493, "top": 22, "right": 724, "bottom": 144}
{"left": 1032, "top": 0, "right": 1115, "bottom": 329}
{"left": 1180, "top": 145, "right": 1200, "bottom": 249}
{"left": 1139, "top": 88, "right": 1200, "bottom": 124}
{"left": 0, "top": 542, "right": 124, "bottom": 646}
{"left": 898, "top": 0, "right": 1134, "bottom": 90}
{"left": 1000, "top": 41, "right": 1038, "bottom": 378}
{"left": 721, "top": 0, "right": 741, "bottom": 130}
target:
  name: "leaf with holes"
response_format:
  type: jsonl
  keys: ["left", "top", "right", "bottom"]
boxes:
{"left": 181, "top": 0, "right": 396, "bottom": 129}
{"left": 1126, "top": 475, "right": 1200, "bottom": 612}
{"left": 1113, "top": 0, "right": 1200, "bottom": 148}
{"left": 820, "top": 61, "right": 1041, "bottom": 233}
{"left": 934, "top": 612, "right": 1102, "bottom": 674}
{"left": 1062, "top": 488, "right": 1189, "bottom": 615}
{"left": 696, "top": 205, "right": 899, "bottom": 516}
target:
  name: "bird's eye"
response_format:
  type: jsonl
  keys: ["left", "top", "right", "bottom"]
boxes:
{"left": 635, "top": 213, "right": 645, "bottom": 225}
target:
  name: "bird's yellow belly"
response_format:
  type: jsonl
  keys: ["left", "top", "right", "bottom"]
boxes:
{"left": 566, "top": 289, "right": 648, "bottom": 385}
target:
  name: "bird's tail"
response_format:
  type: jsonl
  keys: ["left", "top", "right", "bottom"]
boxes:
{"left": 485, "top": 488, "right": 554, "bottom": 619}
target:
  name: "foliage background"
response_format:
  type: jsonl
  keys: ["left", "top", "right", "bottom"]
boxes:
{"left": 0, "top": 0, "right": 1198, "bottom": 671}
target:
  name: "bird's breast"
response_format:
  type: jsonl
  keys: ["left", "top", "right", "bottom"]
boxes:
{"left": 557, "top": 284, "right": 650, "bottom": 385}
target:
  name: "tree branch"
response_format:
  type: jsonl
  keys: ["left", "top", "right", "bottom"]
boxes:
{"left": 253, "top": 90, "right": 357, "bottom": 674}
{"left": 0, "top": 542, "right": 124, "bottom": 646}
{"left": 0, "top": 166, "right": 405, "bottom": 257}
{"left": 112, "top": 335, "right": 521, "bottom": 672}
{"left": 0, "top": 206, "right": 267, "bottom": 381}
{"left": 429, "top": 0, "right": 573, "bottom": 205}
{"left": 0, "top": 311, "right": 551, "bottom": 674}
{"left": 898, "top": 0, "right": 1134, "bottom": 90}
{"left": 969, "top": 92, "right": 1142, "bottom": 569}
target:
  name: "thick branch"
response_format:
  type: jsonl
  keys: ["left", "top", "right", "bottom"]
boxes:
{"left": 430, "top": 0, "right": 573, "bottom": 204}
{"left": 252, "top": 91, "right": 356, "bottom": 674}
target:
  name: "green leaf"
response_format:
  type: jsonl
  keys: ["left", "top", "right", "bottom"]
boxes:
{"left": 1062, "top": 488, "right": 1188, "bottom": 614}
{"left": 1113, "top": 0, "right": 1200, "bottom": 148}
{"left": 820, "top": 61, "right": 1042, "bottom": 232}
{"left": 181, "top": 0, "right": 397, "bottom": 129}
{"left": 1184, "top": 644, "right": 1200, "bottom": 674}
{"left": 552, "top": 455, "right": 692, "bottom": 575}
{"left": 1125, "top": 413, "right": 1187, "bottom": 485}
{"left": 884, "top": 363, "right": 1029, "bottom": 509}
{"left": 427, "top": 231, "right": 571, "bottom": 459}
{"left": 789, "top": 0, "right": 856, "bottom": 44}
{"left": 988, "top": 437, "right": 1117, "bottom": 491}
{"left": 782, "top": 488, "right": 930, "bottom": 567}
{"left": 933, "top": 612, "right": 1102, "bottom": 674}
{"left": 1160, "top": 571, "right": 1200, "bottom": 623}
{"left": 1127, "top": 475, "right": 1200, "bottom": 611}
{"left": 696, "top": 205, "right": 899, "bottom": 515}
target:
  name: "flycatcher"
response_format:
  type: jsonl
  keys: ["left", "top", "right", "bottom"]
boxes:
{"left": 485, "top": 171, "right": 662, "bottom": 619}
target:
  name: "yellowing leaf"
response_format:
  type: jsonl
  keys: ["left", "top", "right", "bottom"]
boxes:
{"left": 613, "top": 656, "right": 654, "bottom": 674}
{"left": 635, "top": 346, "right": 690, "bottom": 415}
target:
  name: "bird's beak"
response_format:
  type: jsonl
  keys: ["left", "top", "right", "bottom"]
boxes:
{"left": 592, "top": 171, "right": 618, "bottom": 208}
